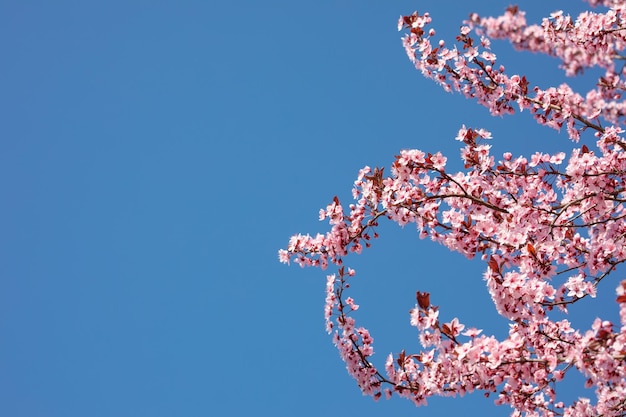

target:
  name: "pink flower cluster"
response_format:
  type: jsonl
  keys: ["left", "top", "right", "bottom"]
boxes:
{"left": 399, "top": 2, "right": 626, "bottom": 142}
{"left": 280, "top": 2, "right": 626, "bottom": 416}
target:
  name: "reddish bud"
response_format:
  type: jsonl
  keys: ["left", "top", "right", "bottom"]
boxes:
{"left": 397, "top": 350, "right": 406, "bottom": 366}
{"left": 488, "top": 256, "right": 500, "bottom": 275}
{"left": 416, "top": 291, "right": 430, "bottom": 310}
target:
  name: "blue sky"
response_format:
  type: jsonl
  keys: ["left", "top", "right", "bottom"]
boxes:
{"left": 0, "top": 1, "right": 618, "bottom": 416}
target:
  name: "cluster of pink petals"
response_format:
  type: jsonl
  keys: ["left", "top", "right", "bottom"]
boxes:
{"left": 399, "top": 2, "right": 626, "bottom": 141}
{"left": 282, "top": 124, "right": 626, "bottom": 415}
{"left": 280, "top": 2, "right": 626, "bottom": 416}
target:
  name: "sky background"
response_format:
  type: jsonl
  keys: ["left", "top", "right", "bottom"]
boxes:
{"left": 0, "top": 1, "right": 620, "bottom": 416}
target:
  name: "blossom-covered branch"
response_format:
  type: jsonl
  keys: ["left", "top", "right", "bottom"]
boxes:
{"left": 280, "top": 2, "right": 626, "bottom": 416}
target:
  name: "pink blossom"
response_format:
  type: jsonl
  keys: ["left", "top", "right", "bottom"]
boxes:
{"left": 345, "top": 297, "right": 359, "bottom": 311}
{"left": 462, "top": 327, "right": 483, "bottom": 338}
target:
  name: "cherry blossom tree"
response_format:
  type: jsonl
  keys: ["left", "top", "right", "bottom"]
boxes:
{"left": 279, "top": 1, "right": 626, "bottom": 416}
